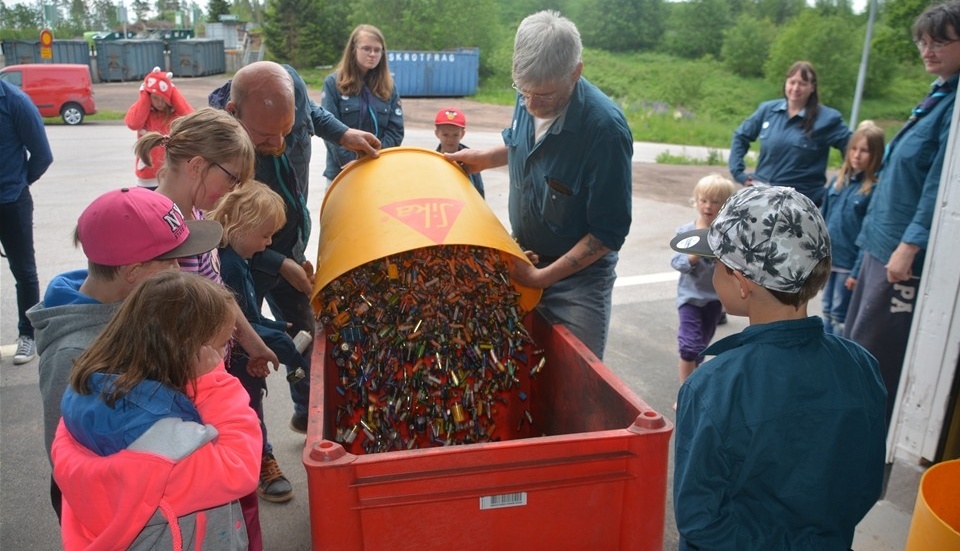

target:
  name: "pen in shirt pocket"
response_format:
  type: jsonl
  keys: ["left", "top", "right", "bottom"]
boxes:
{"left": 545, "top": 176, "right": 573, "bottom": 196}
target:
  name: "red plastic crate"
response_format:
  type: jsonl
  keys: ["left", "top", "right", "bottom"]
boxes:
{"left": 302, "top": 310, "right": 673, "bottom": 550}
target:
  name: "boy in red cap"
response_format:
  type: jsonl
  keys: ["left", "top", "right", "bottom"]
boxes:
{"left": 124, "top": 67, "right": 194, "bottom": 188}
{"left": 27, "top": 187, "right": 223, "bottom": 521}
{"left": 435, "top": 107, "right": 484, "bottom": 197}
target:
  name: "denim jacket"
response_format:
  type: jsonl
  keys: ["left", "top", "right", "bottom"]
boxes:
{"left": 321, "top": 72, "right": 404, "bottom": 179}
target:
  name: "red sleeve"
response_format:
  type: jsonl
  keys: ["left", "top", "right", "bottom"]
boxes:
{"left": 124, "top": 91, "right": 153, "bottom": 131}
{"left": 168, "top": 87, "right": 195, "bottom": 117}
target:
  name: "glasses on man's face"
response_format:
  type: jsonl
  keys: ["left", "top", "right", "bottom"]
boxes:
{"left": 915, "top": 38, "right": 959, "bottom": 52}
{"left": 359, "top": 45, "right": 383, "bottom": 56}
{"left": 212, "top": 161, "right": 242, "bottom": 190}
{"left": 512, "top": 82, "right": 561, "bottom": 103}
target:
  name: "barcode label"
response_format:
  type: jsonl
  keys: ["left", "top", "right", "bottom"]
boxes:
{"left": 479, "top": 492, "right": 527, "bottom": 510}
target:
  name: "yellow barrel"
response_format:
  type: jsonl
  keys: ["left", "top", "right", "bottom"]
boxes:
{"left": 311, "top": 147, "right": 541, "bottom": 314}
{"left": 905, "top": 459, "right": 960, "bottom": 551}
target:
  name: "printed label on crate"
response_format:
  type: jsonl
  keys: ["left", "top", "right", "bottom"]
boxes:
{"left": 479, "top": 492, "right": 527, "bottom": 510}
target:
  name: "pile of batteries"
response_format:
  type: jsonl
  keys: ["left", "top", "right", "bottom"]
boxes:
{"left": 318, "top": 245, "right": 545, "bottom": 454}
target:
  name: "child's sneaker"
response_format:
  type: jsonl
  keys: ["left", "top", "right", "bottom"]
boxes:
{"left": 258, "top": 452, "right": 293, "bottom": 503}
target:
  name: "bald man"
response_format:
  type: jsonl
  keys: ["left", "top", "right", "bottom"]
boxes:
{"left": 215, "top": 62, "right": 379, "bottom": 502}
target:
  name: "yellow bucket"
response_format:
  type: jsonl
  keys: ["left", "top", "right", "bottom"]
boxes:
{"left": 311, "top": 147, "right": 541, "bottom": 314}
{"left": 905, "top": 458, "right": 960, "bottom": 551}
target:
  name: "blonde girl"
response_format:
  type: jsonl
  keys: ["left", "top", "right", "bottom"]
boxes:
{"left": 819, "top": 120, "right": 885, "bottom": 334}
{"left": 321, "top": 24, "right": 404, "bottom": 180}
{"left": 51, "top": 270, "right": 261, "bottom": 550}
{"left": 671, "top": 174, "right": 738, "bottom": 389}
{"left": 136, "top": 106, "right": 255, "bottom": 219}
{"left": 208, "top": 181, "right": 305, "bottom": 504}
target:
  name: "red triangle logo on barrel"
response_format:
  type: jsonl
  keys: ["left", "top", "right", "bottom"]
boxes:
{"left": 380, "top": 198, "right": 465, "bottom": 244}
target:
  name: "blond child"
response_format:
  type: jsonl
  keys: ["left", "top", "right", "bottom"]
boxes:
{"left": 670, "top": 186, "right": 886, "bottom": 550}
{"left": 435, "top": 107, "right": 485, "bottom": 197}
{"left": 207, "top": 181, "right": 305, "bottom": 504}
{"left": 819, "top": 120, "right": 885, "bottom": 334}
{"left": 671, "top": 174, "right": 738, "bottom": 388}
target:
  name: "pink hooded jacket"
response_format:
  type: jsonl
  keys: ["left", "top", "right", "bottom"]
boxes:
{"left": 51, "top": 363, "right": 261, "bottom": 551}
{"left": 124, "top": 67, "right": 194, "bottom": 183}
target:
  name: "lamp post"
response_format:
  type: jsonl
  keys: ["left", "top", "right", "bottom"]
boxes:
{"left": 850, "top": 0, "right": 879, "bottom": 128}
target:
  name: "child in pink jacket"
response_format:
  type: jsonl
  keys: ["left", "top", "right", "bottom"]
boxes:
{"left": 124, "top": 67, "right": 194, "bottom": 188}
{"left": 52, "top": 270, "right": 262, "bottom": 551}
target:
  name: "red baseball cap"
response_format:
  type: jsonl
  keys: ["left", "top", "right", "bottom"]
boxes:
{"left": 435, "top": 107, "right": 466, "bottom": 128}
{"left": 77, "top": 188, "right": 223, "bottom": 266}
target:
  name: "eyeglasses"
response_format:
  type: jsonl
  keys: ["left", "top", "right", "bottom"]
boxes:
{"left": 212, "top": 161, "right": 242, "bottom": 190}
{"left": 914, "top": 39, "right": 959, "bottom": 52}
{"left": 512, "top": 82, "right": 561, "bottom": 103}
{"left": 358, "top": 46, "right": 383, "bottom": 55}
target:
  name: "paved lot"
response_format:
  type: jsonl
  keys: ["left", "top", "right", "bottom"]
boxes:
{"left": 0, "top": 98, "right": 911, "bottom": 549}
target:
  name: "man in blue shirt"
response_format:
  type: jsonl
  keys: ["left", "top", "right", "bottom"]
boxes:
{"left": 446, "top": 10, "right": 633, "bottom": 359}
{"left": 0, "top": 79, "right": 53, "bottom": 364}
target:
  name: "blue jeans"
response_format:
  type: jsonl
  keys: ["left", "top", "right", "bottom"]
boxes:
{"left": 0, "top": 186, "right": 39, "bottom": 339}
{"left": 822, "top": 270, "right": 853, "bottom": 335}
{"left": 537, "top": 251, "right": 618, "bottom": 360}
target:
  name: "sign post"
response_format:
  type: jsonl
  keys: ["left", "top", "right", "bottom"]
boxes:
{"left": 39, "top": 28, "right": 54, "bottom": 61}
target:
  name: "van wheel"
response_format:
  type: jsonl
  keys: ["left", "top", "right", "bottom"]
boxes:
{"left": 61, "top": 103, "right": 85, "bottom": 125}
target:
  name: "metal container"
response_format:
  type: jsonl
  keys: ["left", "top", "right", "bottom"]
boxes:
{"left": 51, "top": 40, "right": 91, "bottom": 65}
{"left": 1, "top": 40, "right": 39, "bottom": 65}
{"left": 388, "top": 48, "right": 479, "bottom": 97}
{"left": 95, "top": 39, "right": 164, "bottom": 82}
{"left": 168, "top": 39, "right": 225, "bottom": 77}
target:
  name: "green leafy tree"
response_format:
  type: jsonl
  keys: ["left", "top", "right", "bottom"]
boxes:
{"left": 264, "top": 0, "right": 349, "bottom": 67}
{"left": 813, "top": 0, "right": 854, "bottom": 17}
{"left": 764, "top": 9, "right": 861, "bottom": 111}
{"left": 721, "top": 14, "right": 776, "bottom": 77}
{"left": 69, "top": 0, "right": 89, "bottom": 27}
{"left": 0, "top": 1, "right": 43, "bottom": 32}
{"left": 349, "top": 0, "right": 503, "bottom": 75}
{"left": 90, "top": 0, "right": 120, "bottom": 29}
{"left": 752, "top": 0, "right": 805, "bottom": 24}
{"left": 206, "top": 0, "right": 230, "bottom": 23}
{"left": 233, "top": 0, "right": 264, "bottom": 26}
{"left": 497, "top": 0, "right": 574, "bottom": 25}
{"left": 875, "top": 0, "right": 939, "bottom": 64}
{"left": 577, "top": 0, "right": 665, "bottom": 51}
{"left": 662, "top": 0, "right": 730, "bottom": 59}
{"left": 130, "top": 0, "right": 150, "bottom": 21}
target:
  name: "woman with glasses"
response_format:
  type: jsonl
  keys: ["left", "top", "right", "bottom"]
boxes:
{"left": 321, "top": 24, "right": 404, "bottom": 182}
{"left": 844, "top": 0, "right": 960, "bottom": 428}
{"left": 728, "top": 61, "right": 851, "bottom": 206}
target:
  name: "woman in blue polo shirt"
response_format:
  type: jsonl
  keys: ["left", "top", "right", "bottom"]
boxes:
{"left": 321, "top": 24, "right": 404, "bottom": 182}
{"left": 728, "top": 61, "right": 850, "bottom": 206}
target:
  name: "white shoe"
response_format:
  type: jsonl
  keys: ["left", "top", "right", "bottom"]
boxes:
{"left": 13, "top": 336, "right": 36, "bottom": 365}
